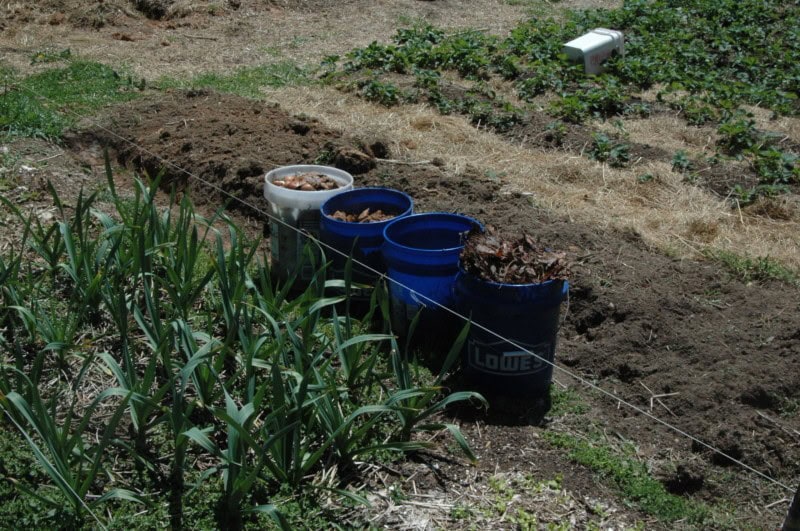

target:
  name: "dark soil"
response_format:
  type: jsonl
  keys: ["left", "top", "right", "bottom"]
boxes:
{"left": 72, "top": 89, "right": 800, "bottom": 523}
{"left": 68, "top": 89, "right": 357, "bottom": 216}
{"left": 133, "top": 0, "right": 176, "bottom": 20}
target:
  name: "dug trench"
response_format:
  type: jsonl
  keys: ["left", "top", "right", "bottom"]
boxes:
{"left": 71, "top": 89, "right": 800, "bottom": 514}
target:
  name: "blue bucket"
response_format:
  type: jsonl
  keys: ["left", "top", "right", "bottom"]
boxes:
{"left": 455, "top": 271, "right": 568, "bottom": 397}
{"left": 382, "top": 213, "right": 481, "bottom": 348}
{"left": 320, "top": 187, "right": 414, "bottom": 285}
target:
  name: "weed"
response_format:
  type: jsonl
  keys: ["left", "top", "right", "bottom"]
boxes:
{"left": 623, "top": 101, "right": 652, "bottom": 118}
{"left": 705, "top": 249, "right": 799, "bottom": 285}
{"left": 550, "top": 386, "right": 590, "bottom": 416}
{"left": 30, "top": 48, "right": 72, "bottom": 65}
{"left": 544, "top": 432, "right": 712, "bottom": 524}
{"left": 0, "top": 148, "right": 21, "bottom": 191}
{"left": 679, "top": 97, "right": 716, "bottom": 126}
{"left": 780, "top": 397, "right": 800, "bottom": 417}
{"left": 484, "top": 169, "right": 506, "bottom": 182}
{"left": 510, "top": 508, "right": 538, "bottom": 530}
{"left": 732, "top": 183, "right": 790, "bottom": 206}
{"left": 313, "top": 149, "right": 335, "bottom": 165}
{"left": 450, "top": 503, "right": 474, "bottom": 520}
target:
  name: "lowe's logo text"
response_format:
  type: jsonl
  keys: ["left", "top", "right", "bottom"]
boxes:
{"left": 467, "top": 339, "right": 553, "bottom": 376}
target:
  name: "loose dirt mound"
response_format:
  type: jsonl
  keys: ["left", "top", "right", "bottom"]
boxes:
{"left": 71, "top": 89, "right": 365, "bottom": 215}
{"left": 73, "top": 89, "right": 800, "bottom": 510}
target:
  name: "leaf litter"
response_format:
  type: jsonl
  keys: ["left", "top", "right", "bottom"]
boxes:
{"left": 327, "top": 207, "right": 397, "bottom": 223}
{"left": 460, "top": 225, "right": 571, "bottom": 284}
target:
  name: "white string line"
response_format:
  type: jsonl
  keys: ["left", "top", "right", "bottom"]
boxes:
{"left": 8, "top": 79, "right": 796, "bottom": 493}
{"left": 2, "top": 408, "right": 108, "bottom": 530}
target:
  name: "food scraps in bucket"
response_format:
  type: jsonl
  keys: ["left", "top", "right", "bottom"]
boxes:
{"left": 328, "top": 208, "right": 397, "bottom": 223}
{"left": 461, "top": 225, "right": 571, "bottom": 284}
{"left": 271, "top": 172, "right": 340, "bottom": 191}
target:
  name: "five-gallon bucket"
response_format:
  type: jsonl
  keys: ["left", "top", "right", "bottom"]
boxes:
{"left": 382, "top": 213, "right": 481, "bottom": 351}
{"left": 455, "top": 271, "right": 568, "bottom": 397}
{"left": 264, "top": 165, "right": 354, "bottom": 285}
{"left": 320, "top": 187, "right": 414, "bottom": 287}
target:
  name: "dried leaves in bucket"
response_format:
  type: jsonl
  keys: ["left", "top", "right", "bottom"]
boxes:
{"left": 460, "top": 225, "right": 571, "bottom": 284}
{"left": 272, "top": 172, "right": 340, "bottom": 191}
{"left": 328, "top": 208, "right": 397, "bottom": 223}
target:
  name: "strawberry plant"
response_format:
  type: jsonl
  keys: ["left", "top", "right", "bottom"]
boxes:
{"left": 753, "top": 148, "right": 800, "bottom": 185}
{"left": 589, "top": 132, "right": 630, "bottom": 168}
{"left": 327, "top": 0, "right": 800, "bottom": 200}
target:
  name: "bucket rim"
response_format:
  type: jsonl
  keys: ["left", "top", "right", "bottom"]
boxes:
{"left": 263, "top": 164, "right": 355, "bottom": 201}
{"left": 320, "top": 187, "right": 414, "bottom": 225}
{"left": 383, "top": 212, "right": 482, "bottom": 254}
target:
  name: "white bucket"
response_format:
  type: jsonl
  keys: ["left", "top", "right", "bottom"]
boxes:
{"left": 264, "top": 165, "right": 354, "bottom": 284}
{"left": 562, "top": 28, "right": 624, "bottom": 75}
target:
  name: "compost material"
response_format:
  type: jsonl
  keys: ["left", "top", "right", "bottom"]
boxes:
{"left": 328, "top": 208, "right": 396, "bottom": 223}
{"left": 460, "top": 225, "right": 570, "bottom": 284}
{"left": 271, "top": 172, "right": 340, "bottom": 191}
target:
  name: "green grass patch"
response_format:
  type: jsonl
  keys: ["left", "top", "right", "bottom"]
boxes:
{"left": 156, "top": 61, "right": 311, "bottom": 99}
{"left": 0, "top": 61, "right": 142, "bottom": 141}
{"left": 546, "top": 387, "right": 738, "bottom": 527}
{"left": 706, "top": 249, "right": 799, "bottom": 285}
{"left": 543, "top": 432, "right": 716, "bottom": 525}
{"left": 550, "top": 385, "right": 590, "bottom": 416}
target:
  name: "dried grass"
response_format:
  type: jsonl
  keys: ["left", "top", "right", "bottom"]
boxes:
{"left": 596, "top": 113, "right": 718, "bottom": 158}
{"left": 267, "top": 85, "right": 800, "bottom": 270}
{"left": 0, "top": 0, "right": 537, "bottom": 79}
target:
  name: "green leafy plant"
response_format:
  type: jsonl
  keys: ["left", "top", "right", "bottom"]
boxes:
{"left": 671, "top": 150, "right": 693, "bottom": 174}
{"left": 716, "top": 112, "right": 760, "bottom": 156}
{"left": 30, "top": 48, "right": 72, "bottom": 65}
{"left": 1, "top": 367, "right": 140, "bottom": 528}
{"left": 361, "top": 79, "right": 402, "bottom": 106}
{"left": 589, "top": 132, "right": 629, "bottom": 167}
{"left": 753, "top": 147, "right": 799, "bottom": 185}
{"left": 385, "top": 318, "right": 486, "bottom": 459}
